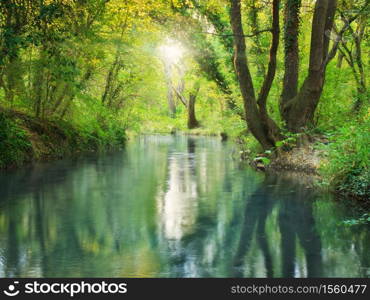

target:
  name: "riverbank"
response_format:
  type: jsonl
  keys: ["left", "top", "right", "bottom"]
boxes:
{"left": 267, "top": 142, "right": 323, "bottom": 174}
{"left": 0, "top": 109, "right": 126, "bottom": 169}
{"left": 253, "top": 134, "right": 369, "bottom": 205}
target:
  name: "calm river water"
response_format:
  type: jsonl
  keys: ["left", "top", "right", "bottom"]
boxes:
{"left": 0, "top": 135, "right": 369, "bottom": 277}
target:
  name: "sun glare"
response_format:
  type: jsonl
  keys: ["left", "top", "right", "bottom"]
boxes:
{"left": 159, "top": 39, "right": 184, "bottom": 64}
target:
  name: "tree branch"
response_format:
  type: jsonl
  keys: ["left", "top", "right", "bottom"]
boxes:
{"left": 324, "top": 2, "right": 369, "bottom": 66}
{"left": 257, "top": 0, "right": 280, "bottom": 110}
{"left": 172, "top": 86, "right": 187, "bottom": 106}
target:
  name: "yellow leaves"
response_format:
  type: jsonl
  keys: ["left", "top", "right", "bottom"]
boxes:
{"left": 170, "top": 0, "right": 183, "bottom": 9}
{"left": 44, "top": 0, "right": 73, "bottom": 5}
{"left": 102, "top": 0, "right": 171, "bottom": 36}
{"left": 184, "top": 0, "right": 195, "bottom": 8}
{"left": 204, "top": 0, "right": 226, "bottom": 11}
{"left": 364, "top": 107, "right": 370, "bottom": 121}
{"left": 91, "top": 57, "right": 100, "bottom": 67}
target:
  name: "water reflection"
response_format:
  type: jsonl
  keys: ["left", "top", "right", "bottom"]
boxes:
{"left": 233, "top": 174, "right": 323, "bottom": 277}
{"left": 233, "top": 175, "right": 276, "bottom": 277}
{"left": 157, "top": 139, "right": 199, "bottom": 240}
{"left": 0, "top": 135, "right": 368, "bottom": 277}
{"left": 278, "top": 175, "right": 323, "bottom": 278}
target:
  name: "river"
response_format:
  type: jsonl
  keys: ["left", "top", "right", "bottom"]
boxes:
{"left": 0, "top": 135, "right": 368, "bottom": 277}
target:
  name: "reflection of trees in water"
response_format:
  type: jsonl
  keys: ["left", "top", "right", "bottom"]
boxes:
{"left": 158, "top": 162, "right": 325, "bottom": 277}
{"left": 278, "top": 176, "right": 322, "bottom": 278}
{"left": 232, "top": 175, "right": 276, "bottom": 277}
{"left": 4, "top": 208, "right": 21, "bottom": 276}
{"left": 233, "top": 173, "right": 323, "bottom": 277}
{"left": 355, "top": 229, "right": 370, "bottom": 277}
{"left": 0, "top": 145, "right": 167, "bottom": 277}
{"left": 0, "top": 158, "right": 110, "bottom": 276}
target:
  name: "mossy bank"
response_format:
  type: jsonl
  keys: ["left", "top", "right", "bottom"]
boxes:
{"left": 0, "top": 109, "right": 126, "bottom": 169}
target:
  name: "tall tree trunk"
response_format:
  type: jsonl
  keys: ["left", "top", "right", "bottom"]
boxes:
{"left": 230, "top": 0, "right": 281, "bottom": 150}
{"left": 102, "top": 53, "right": 121, "bottom": 105}
{"left": 50, "top": 83, "right": 69, "bottom": 115}
{"left": 173, "top": 79, "right": 200, "bottom": 130}
{"left": 59, "top": 67, "right": 92, "bottom": 119}
{"left": 187, "top": 91, "right": 199, "bottom": 129}
{"left": 280, "top": 0, "right": 301, "bottom": 120}
{"left": 282, "top": 0, "right": 337, "bottom": 132}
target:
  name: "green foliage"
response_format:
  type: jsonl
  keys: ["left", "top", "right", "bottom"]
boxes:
{"left": 236, "top": 134, "right": 263, "bottom": 159}
{"left": 0, "top": 108, "right": 128, "bottom": 168}
{"left": 0, "top": 112, "right": 32, "bottom": 167}
{"left": 275, "top": 135, "right": 298, "bottom": 149}
{"left": 255, "top": 156, "right": 271, "bottom": 165}
{"left": 320, "top": 118, "right": 370, "bottom": 199}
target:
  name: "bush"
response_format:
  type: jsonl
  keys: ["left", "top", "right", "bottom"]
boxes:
{"left": 320, "top": 117, "right": 370, "bottom": 199}
{"left": 0, "top": 112, "right": 32, "bottom": 167}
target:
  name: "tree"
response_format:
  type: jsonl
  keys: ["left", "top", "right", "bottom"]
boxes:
{"left": 334, "top": 3, "right": 368, "bottom": 111}
{"left": 173, "top": 75, "right": 201, "bottom": 129}
{"left": 280, "top": 0, "right": 338, "bottom": 131}
{"left": 228, "top": 0, "right": 367, "bottom": 149}
{"left": 229, "top": 0, "right": 281, "bottom": 150}
{"left": 160, "top": 56, "right": 177, "bottom": 117}
{"left": 169, "top": 1, "right": 243, "bottom": 116}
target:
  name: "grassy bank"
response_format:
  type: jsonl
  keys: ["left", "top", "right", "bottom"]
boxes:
{"left": 319, "top": 118, "right": 369, "bottom": 202}
{"left": 0, "top": 109, "right": 126, "bottom": 169}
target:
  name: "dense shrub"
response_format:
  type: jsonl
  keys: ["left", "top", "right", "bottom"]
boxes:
{"left": 320, "top": 117, "right": 370, "bottom": 199}
{"left": 0, "top": 112, "right": 32, "bottom": 167}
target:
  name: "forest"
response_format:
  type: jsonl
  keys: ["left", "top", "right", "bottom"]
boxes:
{"left": 0, "top": 0, "right": 369, "bottom": 280}
{"left": 0, "top": 0, "right": 369, "bottom": 199}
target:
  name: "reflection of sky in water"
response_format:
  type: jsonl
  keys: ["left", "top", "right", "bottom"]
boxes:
{"left": 0, "top": 135, "right": 368, "bottom": 278}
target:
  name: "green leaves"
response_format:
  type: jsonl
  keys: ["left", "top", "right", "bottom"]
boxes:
{"left": 319, "top": 118, "right": 370, "bottom": 199}
{"left": 0, "top": 112, "right": 32, "bottom": 168}
{"left": 255, "top": 156, "right": 271, "bottom": 165}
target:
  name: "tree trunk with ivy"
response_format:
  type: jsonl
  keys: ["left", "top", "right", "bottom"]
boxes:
{"left": 230, "top": 0, "right": 281, "bottom": 150}
{"left": 280, "top": 0, "right": 337, "bottom": 132}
